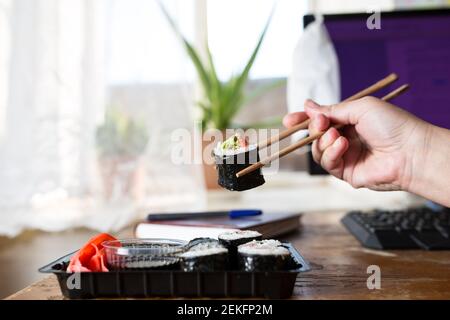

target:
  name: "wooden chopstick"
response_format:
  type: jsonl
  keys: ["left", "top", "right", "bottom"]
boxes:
{"left": 257, "top": 73, "right": 399, "bottom": 150}
{"left": 236, "top": 83, "right": 410, "bottom": 178}
{"left": 381, "top": 84, "right": 409, "bottom": 101}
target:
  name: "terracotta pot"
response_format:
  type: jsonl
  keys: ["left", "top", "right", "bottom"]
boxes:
{"left": 200, "top": 129, "right": 227, "bottom": 190}
{"left": 98, "top": 155, "right": 145, "bottom": 201}
{"left": 202, "top": 159, "right": 220, "bottom": 189}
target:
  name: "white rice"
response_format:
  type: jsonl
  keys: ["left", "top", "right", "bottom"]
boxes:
{"left": 219, "top": 230, "right": 261, "bottom": 241}
{"left": 179, "top": 247, "right": 228, "bottom": 258}
{"left": 238, "top": 240, "right": 289, "bottom": 256}
{"left": 188, "top": 241, "right": 223, "bottom": 251}
{"left": 214, "top": 143, "right": 257, "bottom": 157}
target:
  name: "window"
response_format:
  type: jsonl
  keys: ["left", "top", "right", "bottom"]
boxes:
{"left": 0, "top": 0, "right": 310, "bottom": 236}
{"left": 207, "top": 0, "right": 307, "bottom": 80}
{"left": 106, "top": 0, "right": 308, "bottom": 85}
{"left": 106, "top": 0, "right": 196, "bottom": 85}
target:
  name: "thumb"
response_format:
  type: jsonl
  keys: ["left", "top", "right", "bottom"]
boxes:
{"left": 304, "top": 98, "right": 371, "bottom": 126}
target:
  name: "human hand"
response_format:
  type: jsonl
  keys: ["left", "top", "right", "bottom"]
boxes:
{"left": 283, "top": 97, "right": 432, "bottom": 192}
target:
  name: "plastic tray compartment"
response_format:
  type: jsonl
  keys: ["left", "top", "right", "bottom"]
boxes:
{"left": 39, "top": 243, "right": 310, "bottom": 299}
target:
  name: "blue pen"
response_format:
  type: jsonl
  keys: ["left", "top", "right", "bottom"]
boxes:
{"left": 228, "top": 209, "right": 262, "bottom": 219}
{"left": 147, "top": 209, "right": 262, "bottom": 221}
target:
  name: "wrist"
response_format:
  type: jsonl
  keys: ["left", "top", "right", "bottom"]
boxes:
{"left": 405, "top": 123, "right": 450, "bottom": 206}
{"left": 401, "top": 121, "right": 435, "bottom": 195}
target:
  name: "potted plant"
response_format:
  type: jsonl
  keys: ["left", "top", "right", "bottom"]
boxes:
{"left": 96, "top": 108, "right": 149, "bottom": 200}
{"left": 160, "top": 4, "right": 284, "bottom": 188}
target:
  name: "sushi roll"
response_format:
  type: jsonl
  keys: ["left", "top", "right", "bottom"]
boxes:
{"left": 214, "top": 133, "right": 265, "bottom": 191}
{"left": 185, "top": 237, "right": 220, "bottom": 250}
{"left": 218, "top": 230, "right": 262, "bottom": 269}
{"left": 237, "top": 239, "right": 291, "bottom": 271}
{"left": 179, "top": 238, "right": 228, "bottom": 271}
{"left": 219, "top": 230, "right": 262, "bottom": 248}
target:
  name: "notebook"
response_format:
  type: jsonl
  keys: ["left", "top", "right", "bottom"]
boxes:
{"left": 134, "top": 212, "right": 302, "bottom": 241}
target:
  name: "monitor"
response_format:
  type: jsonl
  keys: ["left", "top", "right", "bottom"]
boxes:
{"left": 304, "top": 9, "right": 450, "bottom": 129}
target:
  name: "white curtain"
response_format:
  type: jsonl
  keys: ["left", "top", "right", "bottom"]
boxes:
{"left": 0, "top": 0, "right": 206, "bottom": 237}
{"left": 0, "top": 0, "right": 106, "bottom": 236}
{"left": 104, "top": 0, "right": 206, "bottom": 218}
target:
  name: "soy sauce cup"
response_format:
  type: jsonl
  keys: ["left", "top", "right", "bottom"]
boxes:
{"left": 103, "top": 238, "right": 186, "bottom": 270}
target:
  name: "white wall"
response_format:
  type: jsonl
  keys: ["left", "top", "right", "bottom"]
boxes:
{"left": 309, "top": 0, "right": 450, "bottom": 14}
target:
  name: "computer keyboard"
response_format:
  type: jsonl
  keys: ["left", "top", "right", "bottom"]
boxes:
{"left": 341, "top": 207, "right": 450, "bottom": 250}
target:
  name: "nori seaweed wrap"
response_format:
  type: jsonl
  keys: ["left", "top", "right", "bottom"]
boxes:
{"left": 218, "top": 230, "right": 262, "bottom": 269}
{"left": 214, "top": 134, "right": 265, "bottom": 191}
{"left": 237, "top": 240, "right": 291, "bottom": 272}
{"left": 179, "top": 238, "right": 228, "bottom": 271}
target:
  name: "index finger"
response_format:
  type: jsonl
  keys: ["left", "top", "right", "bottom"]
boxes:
{"left": 282, "top": 112, "right": 309, "bottom": 128}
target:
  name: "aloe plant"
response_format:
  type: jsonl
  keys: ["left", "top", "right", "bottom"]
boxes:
{"left": 159, "top": 3, "right": 285, "bottom": 130}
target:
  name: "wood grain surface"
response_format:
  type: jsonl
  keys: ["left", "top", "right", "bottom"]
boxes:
{"left": 6, "top": 211, "right": 450, "bottom": 300}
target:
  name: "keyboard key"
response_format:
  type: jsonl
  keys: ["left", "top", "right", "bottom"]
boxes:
{"left": 434, "top": 222, "right": 450, "bottom": 238}
{"left": 410, "top": 232, "right": 450, "bottom": 250}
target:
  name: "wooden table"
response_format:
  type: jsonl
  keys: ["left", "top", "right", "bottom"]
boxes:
{"left": 6, "top": 212, "right": 450, "bottom": 300}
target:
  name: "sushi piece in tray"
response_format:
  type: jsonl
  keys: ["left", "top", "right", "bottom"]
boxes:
{"left": 214, "top": 133, "right": 265, "bottom": 191}
{"left": 218, "top": 230, "right": 262, "bottom": 248}
{"left": 185, "top": 237, "right": 221, "bottom": 250}
{"left": 218, "top": 230, "right": 262, "bottom": 269}
{"left": 237, "top": 239, "right": 292, "bottom": 271}
{"left": 178, "top": 238, "right": 228, "bottom": 271}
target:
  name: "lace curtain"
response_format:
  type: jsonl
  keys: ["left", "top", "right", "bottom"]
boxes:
{"left": 0, "top": 0, "right": 205, "bottom": 237}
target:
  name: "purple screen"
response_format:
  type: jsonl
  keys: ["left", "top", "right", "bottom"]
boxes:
{"left": 324, "top": 14, "right": 450, "bottom": 129}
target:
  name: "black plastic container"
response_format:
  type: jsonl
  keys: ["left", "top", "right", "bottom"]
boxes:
{"left": 39, "top": 243, "right": 309, "bottom": 299}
